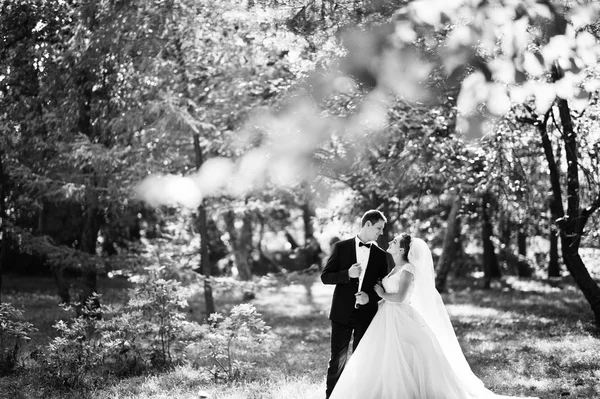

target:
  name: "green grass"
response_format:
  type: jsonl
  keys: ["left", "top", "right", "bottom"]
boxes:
{"left": 1, "top": 273, "right": 599, "bottom": 399}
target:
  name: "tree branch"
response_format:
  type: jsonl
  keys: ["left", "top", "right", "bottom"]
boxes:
{"left": 579, "top": 193, "right": 600, "bottom": 235}
{"left": 537, "top": 110, "right": 565, "bottom": 222}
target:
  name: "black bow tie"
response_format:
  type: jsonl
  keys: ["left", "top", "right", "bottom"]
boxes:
{"left": 359, "top": 241, "right": 371, "bottom": 248}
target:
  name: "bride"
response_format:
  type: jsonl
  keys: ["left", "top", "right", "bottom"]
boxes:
{"left": 329, "top": 233, "right": 538, "bottom": 399}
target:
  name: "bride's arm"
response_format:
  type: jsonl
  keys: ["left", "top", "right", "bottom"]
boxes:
{"left": 374, "top": 270, "right": 414, "bottom": 303}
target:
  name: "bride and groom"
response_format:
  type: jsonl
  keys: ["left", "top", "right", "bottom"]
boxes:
{"left": 321, "top": 210, "right": 538, "bottom": 399}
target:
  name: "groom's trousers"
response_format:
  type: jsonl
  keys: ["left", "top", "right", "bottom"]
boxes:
{"left": 325, "top": 311, "right": 369, "bottom": 399}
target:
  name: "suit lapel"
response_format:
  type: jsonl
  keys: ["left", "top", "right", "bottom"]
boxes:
{"left": 364, "top": 246, "right": 379, "bottom": 281}
{"left": 349, "top": 238, "right": 357, "bottom": 264}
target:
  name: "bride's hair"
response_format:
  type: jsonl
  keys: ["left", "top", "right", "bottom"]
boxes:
{"left": 398, "top": 233, "right": 411, "bottom": 262}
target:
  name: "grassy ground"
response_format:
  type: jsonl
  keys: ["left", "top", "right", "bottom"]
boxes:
{"left": 1, "top": 273, "right": 599, "bottom": 399}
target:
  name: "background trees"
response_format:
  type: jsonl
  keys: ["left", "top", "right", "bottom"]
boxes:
{"left": 1, "top": 0, "right": 599, "bottom": 324}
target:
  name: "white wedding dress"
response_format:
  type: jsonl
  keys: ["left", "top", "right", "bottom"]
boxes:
{"left": 329, "top": 238, "right": 538, "bottom": 399}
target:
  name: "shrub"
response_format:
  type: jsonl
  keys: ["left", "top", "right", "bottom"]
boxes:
{"left": 189, "top": 303, "right": 277, "bottom": 382}
{"left": 0, "top": 302, "right": 38, "bottom": 375}
{"left": 40, "top": 267, "right": 278, "bottom": 388}
{"left": 41, "top": 266, "right": 200, "bottom": 387}
{"left": 41, "top": 295, "right": 106, "bottom": 388}
{"left": 122, "top": 265, "right": 193, "bottom": 368}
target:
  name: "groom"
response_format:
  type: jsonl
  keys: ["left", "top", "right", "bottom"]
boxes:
{"left": 321, "top": 209, "right": 391, "bottom": 398}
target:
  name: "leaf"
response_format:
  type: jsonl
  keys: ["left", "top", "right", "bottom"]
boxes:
{"left": 522, "top": 52, "right": 545, "bottom": 77}
{"left": 457, "top": 71, "right": 487, "bottom": 115}
{"left": 486, "top": 83, "right": 511, "bottom": 116}
{"left": 532, "top": 82, "right": 556, "bottom": 113}
{"left": 541, "top": 35, "right": 572, "bottom": 64}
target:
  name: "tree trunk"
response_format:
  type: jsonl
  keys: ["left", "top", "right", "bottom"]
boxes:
{"left": 38, "top": 202, "right": 71, "bottom": 302}
{"left": 499, "top": 211, "right": 511, "bottom": 249}
{"left": 548, "top": 227, "right": 560, "bottom": 278}
{"left": 533, "top": 75, "right": 600, "bottom": 326}
{"left": 556, "top": 87, "right": 600, "bottom": 326}
{"left": 378, "top": 203, "right": 393, "bottom": 249}
{"left": 561, "top": 234, "right": 600, "bottom": 325}
{"left": 516, "top": 228, "right": 533, "bottom": 277}
{"left": 196, "top": 203, "right": 215, "bottom": 318}
{"left": 193, "top": 133, "right": 215, "bottom": 318}
{"left": 517, "top": 229, "right": 526, "bottom": 258}
{"left": 0, "top": 150, "right": 5, "bottom": 303}
{"left": 79, "top": 188, "right": 101, "bottom": 311}
{"left": 172, "top": 34, "right": 216, "bottom": 318}
{"left": 224, "top": 209, "right": 253, "bottom": 281}
{"left": 75, "top": 57, "right": 102, "bottom": 312}
{"left": 300, "top": 201, "right": 315, "bottom": 244}
{"left": 481, "top": 192, "right": 501, "bottom": 288}
{"left": 435, "top": 194, "right": 462, "bottom": 292}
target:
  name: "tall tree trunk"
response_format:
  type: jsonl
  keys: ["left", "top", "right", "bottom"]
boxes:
{"left": 300, "top": 201, "right": 315, "bottom": 244}
{"left": 77, "top": 67, "right": 101, "bottom": 311}
{"left": 561, "top": 234, "right": 600, "bottom": 323}
{"left": 516, "top": 228, "right": 533, "bottom": 277}
{"left": 548, "top": 227, "right": 560, "bottom": 278}
{"left": 173, "top": 35, "right": 216, "bottom": 318}
{"left": 452, "top": 233, "right": 468, "bottom": 278}
{"left": 499, "top": 211, "right": 511, "bottom": 249}
{"left": 556, "top": 95, "right": 600, "bottom": 325}
{"left": 481, "top": 192, "right": 501, "bottom": 288}
{"left": 39, "top": 202, "right": 71, "bottom": 302}
{"left": 79, "top": 187, "right": 101, "bottom": 311}
{"left": 224, "top": 209, "right": 253, "bottom": 281}
{"left": 435, "top": 194, "right": 462, "bottom": 292}
{"left": 534, "top": 76, "right": 600, "bottom": 326}
{"left": 0, "top": 150, "right": 5, "bottom": 303}
{"left": 378, "top": 202, "right": 393, "bottom": 249}
{"left": 193, "top": 133, "right": 215, "bottom": 318}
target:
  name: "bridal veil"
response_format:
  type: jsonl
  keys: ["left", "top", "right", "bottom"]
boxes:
{"left": 408, "top": 238, "right": 497, "bottom": 399}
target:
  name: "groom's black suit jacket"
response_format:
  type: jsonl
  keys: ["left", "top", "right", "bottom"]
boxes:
{"left": 321, "top": 238, "right": 391, "bottom": 324}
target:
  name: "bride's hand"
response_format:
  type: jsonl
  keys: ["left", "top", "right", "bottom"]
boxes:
{"left": 374, "top": 283, "right": 385, "bottom": 297}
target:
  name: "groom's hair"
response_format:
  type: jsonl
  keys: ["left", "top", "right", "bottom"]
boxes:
{"left": 361, "top": 210, "right": 387, "bottom": 226}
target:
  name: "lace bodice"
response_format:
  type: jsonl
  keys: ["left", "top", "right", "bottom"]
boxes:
{"left": 382, "top": 263, "right": 416, "bottom": 303}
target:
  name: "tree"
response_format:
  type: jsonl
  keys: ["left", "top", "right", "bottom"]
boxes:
{"left": 313, "top": 0, "right": 600, "bottom": 326}
{"left": 481, "top": 190, "right": 502, "bottom": 287}
{"left": 435, "top": 193, "right": 462, "bottom": 292}
{"left": 518, "top": 93, "right": 600, "bottom": 324}
{"left": 0, "top": 149, "right": 5, "bottom": 302}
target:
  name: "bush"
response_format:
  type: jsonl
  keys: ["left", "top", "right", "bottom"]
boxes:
{"left": 0, "top": 302, "right": 37, "bottom": 375}
{"left": 188, "top": 303, "right": 277, "bottom": 382}
{"left": 101, "top": 265, "right": 197, "bottom": 372}
{"left": 39, "top": 267, "right": 278, "bottom": 389}
{"left": 41, "top": 295, "right": 106, "bottom": 388}
{"left": 41, "top": 266, "right": 201, "bottom": 388}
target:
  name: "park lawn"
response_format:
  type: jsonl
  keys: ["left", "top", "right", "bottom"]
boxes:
{"left": 1, "top": 273, "right": 599, "bottom": 399}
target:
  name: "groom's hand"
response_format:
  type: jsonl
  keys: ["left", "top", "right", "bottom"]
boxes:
{"left": 355, "top": 291, "right": 369, "bottom": 305}
{"left": 348, "top": 263, "right": 361, "bottom": 278}
{"left": 374, "top": 283, "right": 385, "bottom": 297}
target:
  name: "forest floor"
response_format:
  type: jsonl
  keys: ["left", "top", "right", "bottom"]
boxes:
{"left": 1, "top": 263, "right": 600, "bottom": 399}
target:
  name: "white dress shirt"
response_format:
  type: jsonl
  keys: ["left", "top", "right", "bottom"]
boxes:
{"left": 355, "top": 236, "right": 372, "bottom": 291}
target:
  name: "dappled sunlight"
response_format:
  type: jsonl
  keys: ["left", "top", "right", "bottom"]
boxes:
{"left": 447, "top": 303, "right": 506, "bottom": 318}
{"left": 530, "top": 335, "right": 600, "bottom": 356}
{"left": 504, "top": 277, "right": 563, "bottom": 293}
{"left": 253, "top": 280, "right": 333, "bottom": 318}
{"left": 443, "top": 283, "right": 595, "bottom": 330}
{"left": 269, "top": 376, "right": 324, "bottom": 399}
{"left": 447, "top": 302, "right": 556, "bottom": 330}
